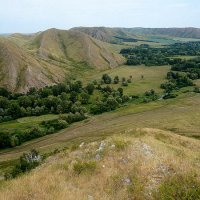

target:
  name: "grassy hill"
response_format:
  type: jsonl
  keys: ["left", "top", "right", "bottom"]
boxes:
{"left": 0, "top": 28, "right": 124, "bottom": 93}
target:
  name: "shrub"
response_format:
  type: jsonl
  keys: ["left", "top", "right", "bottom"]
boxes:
{"left": 5, "top": 149, "right": 42, "bottom": 179}
{"left": 153, "top": 174, "right": 200, "bottom": 200}
{"left": 73, "top": 161, "right": 97, "bottom": 175}
{"left": 122, "top": 81, "right": 128, "bottom": 87}
{"left": 113, "top": 138, "right": 128, "bottom": 151}
{"left": 42, "top": 119, "right": 68, "bottom": 130}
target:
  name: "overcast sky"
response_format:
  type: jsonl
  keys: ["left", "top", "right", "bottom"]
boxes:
{"left": 0, "top": 0, "right": 200, "bottom": 33}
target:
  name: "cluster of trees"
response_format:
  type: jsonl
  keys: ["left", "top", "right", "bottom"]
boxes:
{"left": 101, "top": 74, "right": 133, "bottom": 86}
{"left": 160, "top": 71, "right": 194, "bottom": 99}
{"left": 171, "top": 58, "right": 200, "bottom": 80}
{"left": 121, "top": 46, "right": 171, "bottom": 66}
{"left": 90, "top": 86, "right": 130, "bottom": 114}
{"left": 160, "top": 57, "right": 200, "bottom": 98}
{"left": 0, "top": 81, "right": 94, "bottom": 122}
{"left": 0, "top": 77, "right": 134, "bottom": 149}
{"left": 120, "top": 42, "right": 200, "bottom": 66}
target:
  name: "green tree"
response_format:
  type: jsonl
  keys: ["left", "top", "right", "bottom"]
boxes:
{"left": 114, "top": 76, "right": 119, "bottom": 84}
{"left": 102, "top": 74, "right": 112, "bottom": 84}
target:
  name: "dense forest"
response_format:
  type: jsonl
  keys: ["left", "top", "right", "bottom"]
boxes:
{"left": 120, "top": 42, "right": 200, "bottom": 66}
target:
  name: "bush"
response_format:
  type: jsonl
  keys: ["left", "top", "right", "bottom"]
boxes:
{"left": 153, "top": 174, "right": 200, "bottom": 200}
{"left": 42, "top": 119, "right": 68, "bottom": 130}
{"left": 113, "top": 138, "right": 128, "bottom": 151}
{"left": 5, "top": 149, "right": 42, "bottom": 179}
{"left": 73, "top": 161, "right": 97, "bottom": 175}
{"left": 122, "top": 81, "right": 128, "bottom": 87}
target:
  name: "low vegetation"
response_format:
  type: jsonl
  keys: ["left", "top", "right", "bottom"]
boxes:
{"left": 1, "top": 129, "right": 199, "bottom": 199}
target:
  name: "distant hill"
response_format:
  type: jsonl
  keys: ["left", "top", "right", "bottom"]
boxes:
{"left": 72, "top": 27, "right": 200, "bottom": 43}
{"left": 71, "top": 27, "right": 140, "bottom": 43}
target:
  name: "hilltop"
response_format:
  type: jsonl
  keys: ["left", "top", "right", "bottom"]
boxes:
{"left": 1, "top": 127, "right": 200, "bottom": 199}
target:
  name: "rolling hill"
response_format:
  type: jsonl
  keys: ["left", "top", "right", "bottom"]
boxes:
{"left": 31, "top": 28, "right": 124, "bottom": 69}
{"left": 0, "top": 29, "right": 124, "bottom": 92}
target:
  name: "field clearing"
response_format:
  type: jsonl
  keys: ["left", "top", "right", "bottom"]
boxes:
{"left": 89, "top": 65, "right": 170, "bottom": 95}
{"left": 169, "top": 55, "right": 199, "bottom": 60}
{"left": 0, "top": 114, "right": 58, "bottom": 131}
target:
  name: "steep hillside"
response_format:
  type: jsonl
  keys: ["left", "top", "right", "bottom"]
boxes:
{"left": 0, "top": 38, "right": 67, "bottom": 93}
{"left": 71, "top": 27, "right": 140, "bottom": 43}
{"left": 1, "top": 128, "right": 199, "bottom": 199}
{"left": 0, "top": 29, "right": 124, "bottom": 92}
{"left": 31, "top": 28, "right": 124, "bottom": 69}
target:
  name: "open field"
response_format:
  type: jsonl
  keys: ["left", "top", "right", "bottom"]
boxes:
{"left": 83, "top": 65, "right": 170, "bottom": 95}
{"left": 0, "top": 115, "right": 58, "bottom": 132}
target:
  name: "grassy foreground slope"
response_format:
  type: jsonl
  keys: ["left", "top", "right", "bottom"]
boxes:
{"left": 0, "top": 127, "right": 200, "bottom": 199}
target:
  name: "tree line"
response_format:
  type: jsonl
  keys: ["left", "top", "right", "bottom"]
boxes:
{"left": 120, "top": 42, "right": 200, "bottom": 66}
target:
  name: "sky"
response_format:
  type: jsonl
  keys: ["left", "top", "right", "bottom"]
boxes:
{"left": 0, "top": 0, "right": 200, "bottom": 33}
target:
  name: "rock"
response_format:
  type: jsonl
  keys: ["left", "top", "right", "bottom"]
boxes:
{"left": 95, "top": 154, "right": 101, "bottom": 161}
{"left": 111, "top": 144, "right": 115, "bottom": 149}
{"left": 122, "top": 177, "right": 132, "bottom": 185}
{"left": 102, "top": 165, "right": 105, "bottom": 168}
{"left": 141, "top": 143, "right": 154, "bottom": 157}
{"left": 79, "top": 142, "right": 85, "bottom": 148}
{"left": 96, "top": 141, "right": 106, "bottom": 152}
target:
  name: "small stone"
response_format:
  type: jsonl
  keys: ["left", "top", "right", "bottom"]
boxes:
{"left": 122, "top": 178, "right": 132, "bottom": 185}
{"left": 111, "top": 144, "right": 115, "bottom": 149}
{"left": 95, "top": 154, "right": 101, "bottom": 160}
{"left": 79, "top": 142, "right": 85, "bottom": 148}
{"left": 96, "top": 141, "right": 106, "bottom": 152}
{"left": 102, "top": 165, "right": 105, "bottom": 168}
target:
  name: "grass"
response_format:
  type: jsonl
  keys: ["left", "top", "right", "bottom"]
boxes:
{"left": 88, "top": 65, "right": 170, "bottom": 95}
{"left": 0, "top": 129, "right": 199, "bottom": 199}
{"left": 0, "top": 114, "right": 58, "bottom": 131}
{"left": 153, "top": 173, "right": 200, "bottom": 200}
{"left": 169, "top": 55, "right": 199, "bottom": 60}
{"left": 73, "top": 161, "right": 97, "bottom": 175}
